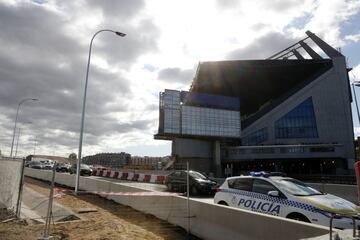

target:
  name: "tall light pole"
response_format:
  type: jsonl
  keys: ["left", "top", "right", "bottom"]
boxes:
{"left": 10, "top": 98, "right": 39, "bottom": 158}
{"left": 75, "top": 29, "right": 126, "bottom": 193}
{"left": 14, "top": 121, "right": 32, "bottom": 158}
{"left": 33, "top": 136, "right": 37, "bottom": 155}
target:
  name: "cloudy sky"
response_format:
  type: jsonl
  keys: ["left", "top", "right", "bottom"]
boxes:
{"left": 1, "top": 0, "right": 360, "bottom": 158}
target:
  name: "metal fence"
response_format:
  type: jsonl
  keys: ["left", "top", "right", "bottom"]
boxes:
{"left": 0, "top": 157, "right": 25, "bottom": 215}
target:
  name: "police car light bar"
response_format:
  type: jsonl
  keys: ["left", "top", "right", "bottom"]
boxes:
{"left": 249, "top": 171, "right": 286, "bottom": 177}
{"left": 250, "top": 171, "right": 268, "bottom": 177}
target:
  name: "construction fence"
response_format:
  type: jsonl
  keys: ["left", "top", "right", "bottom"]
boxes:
{"left": 0, "top": 157, "right": 25, "bottom": 214}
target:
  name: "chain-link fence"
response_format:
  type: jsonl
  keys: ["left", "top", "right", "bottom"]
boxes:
{"left": 0, "top": 157, "right": 25, "bottom": 214}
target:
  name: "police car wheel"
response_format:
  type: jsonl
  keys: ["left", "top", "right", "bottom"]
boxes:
{"left": 287, "top": 213, "right": 310, "bottom": 223}
{"left": 218, "top": 201, "right": 228, "bottom": 206}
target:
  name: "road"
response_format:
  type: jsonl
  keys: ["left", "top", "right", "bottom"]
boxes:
{"left": 89, "top": 175, "right": 214, "bottom": 204}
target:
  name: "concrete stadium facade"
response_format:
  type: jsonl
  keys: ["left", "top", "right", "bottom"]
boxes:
{"left": 156, "top": 31, "right": 356, "bottom": 177}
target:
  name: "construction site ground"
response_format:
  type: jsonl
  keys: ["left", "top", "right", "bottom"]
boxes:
{"left": 0, "top": 177, "right": 198, "bottom": 240}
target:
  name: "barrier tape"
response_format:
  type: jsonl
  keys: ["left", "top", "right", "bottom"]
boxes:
{"left": 55, "top": 188, "right": 182, "bottom": 196}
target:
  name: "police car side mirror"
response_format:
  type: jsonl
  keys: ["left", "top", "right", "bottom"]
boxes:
{"left": 268, "top": 190, "right": 279, "bottom": 197}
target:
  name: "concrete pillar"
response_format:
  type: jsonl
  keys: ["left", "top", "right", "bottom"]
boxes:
{"left": 305, "top": 31, "right": 343, "bottom": 58}
{"left": 299, "top": 41, "right": 322, "bottom": 59}
{"left": 213, "top": 140, "right": 221, "bottom": 177}
{"left": 291, "top": 49, "right": 304, "bottom": 59}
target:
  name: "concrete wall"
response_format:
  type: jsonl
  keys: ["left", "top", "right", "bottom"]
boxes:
{"left": 173, "top": 138, "right": 212, "bottom": 158}
{"left": 25, "top": 168, "right": 329, "bottom": 240}
{"left": 0, "top": 158, "right": 24, "bottom": 211}
{"left": 308, "top": 183, "right": 358, "bottom": 204}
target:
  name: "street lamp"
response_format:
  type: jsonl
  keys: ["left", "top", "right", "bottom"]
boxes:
{"left": 10, "top": 98, "right": 39, "bottom": 158}
{"left": 75, "top": 29, "right": 126, "bottom": 193}
{"left": 14, "top": 121, "right": 32, "bottom": 158}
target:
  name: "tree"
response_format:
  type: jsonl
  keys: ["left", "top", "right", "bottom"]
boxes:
{"left": 69, "top": 153, "right": 77, "bottom": 160}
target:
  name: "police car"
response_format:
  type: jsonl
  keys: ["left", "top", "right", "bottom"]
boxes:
{"left": 214, "top": 172, "right": 360, "bottom": 229}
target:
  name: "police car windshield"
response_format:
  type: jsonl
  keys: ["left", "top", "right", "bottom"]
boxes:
{"left": 189, "top": 171, "right": 207, "bottom": 180}
{"left": 273, "top": 178, "right": 323, "bottom": 196}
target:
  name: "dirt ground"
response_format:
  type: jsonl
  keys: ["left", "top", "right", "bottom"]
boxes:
{"left": 0, "top": 177, "right": 199, "bottom": 240}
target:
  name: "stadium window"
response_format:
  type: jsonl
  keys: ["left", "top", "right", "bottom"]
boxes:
{"left": 275, "top": 98, "right": 318, "bottom": 139}
{"left": 242, "top": 128, "right": 268, "bottom": 146}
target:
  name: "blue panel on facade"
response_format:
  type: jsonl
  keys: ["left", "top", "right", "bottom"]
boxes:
{"left": 275, "top": 97, "right": 318, "bottom": 139}
{"left": 242, "top": 127, "right": 268, "bottom": 145}
{"left": 180, "top": 91, "right": 240, "bottom": 110}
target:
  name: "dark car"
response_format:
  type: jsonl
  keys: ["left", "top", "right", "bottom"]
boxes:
{"left": 30, "top": 161, "right": 44, "bottom": 169}
{"left": 56, "top": 163, "right": 71, "bottom": 172}
{"left": 165, "top": 170, "right": 218, "bottom": 195}
{"left": 69, "top": 164, "right": 93, "bottom": 176}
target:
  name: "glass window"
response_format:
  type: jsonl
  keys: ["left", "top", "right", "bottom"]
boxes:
{"left": 252, "top": 179, "right": 277, "bottom": 195}
{"left": 189, "top": 171, "right": 207, "bottom": 179}
{"left": 228, "top": 178, "right": 252, "bottom": 191}
{"left": 242, "top": 128, "right": 268, "bottom": 146}
{"left": 272, "top": 178, "right": 323, "bottom": 196}
{"left": 275, "top": 98, "right": 318, "bottom": 139}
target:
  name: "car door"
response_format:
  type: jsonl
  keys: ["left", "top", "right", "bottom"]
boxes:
{"left": 178, "top": 171, "right": 188, "bottom": 192}
{"left": 250, "top": 179, "right": 286, "bottom": 217}
{"left": 170, "top": 171, "right": 182, "bottom": 191}
{"left": 227, "top": 178, "right": 253, "bottom": 209}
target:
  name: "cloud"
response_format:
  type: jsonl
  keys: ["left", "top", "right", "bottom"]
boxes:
{"left": 226, "top": 31, "right": 299, "bottom": 60}
{"left": 345, "top": 33, "right": 360, "bottom": 43}
{"left": 87, "top": 0, "right": 145, "bottom": 20}
{"left": 350, "top": 63, "right": 360, "bottom": 82}
{"left": 288, "top": 0, "right": 360, "bottom": 47}
{"left": 215, "top": 0, "right": 240, "bottom": 10}
{"left": 158, "top": 67, "right": 194, "bottom": 84}
{"left": 0, "top": 1, "right": 164, "bottom": 157}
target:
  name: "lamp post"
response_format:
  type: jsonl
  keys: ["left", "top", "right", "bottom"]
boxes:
{"left": 10, "top": 98, "right": 38, "bottom": 158}
{"left": 33, "top": 136, "right": 37, "bottom": 155}
{"left": 14, "top": 121, "right": 32, "bottom": 158}
{"left": 75, "top": 29, "right": 126, "bottom": 193}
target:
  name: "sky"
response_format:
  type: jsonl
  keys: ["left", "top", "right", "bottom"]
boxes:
{"left": 0, "top": 0, "right": 360, "bottom": 158}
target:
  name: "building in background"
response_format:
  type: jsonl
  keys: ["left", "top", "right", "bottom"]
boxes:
{"left": 83, "top": 152, "right": 131, "bottom": 168}
{"left": 155, "top": 90, "right": 241, "bottom": 175}
{"left": 155, "top": 31, "right": 355, "bottom": 177}
{"left": 130, "top": 156, "right": 171, "bottom": 170}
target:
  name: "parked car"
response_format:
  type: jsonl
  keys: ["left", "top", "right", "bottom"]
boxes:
{"left": 165, "top": 170, "right": 218, "bottom": 195}
{"left": 214, "top": 171, "right": 360, "bottom": 229}
{"left": 69, "top": 164, "right": 93, "bottom": 176}
{"left": 56, "top": 163, "right": 71, "bottom": 172}
{"left": 25, "top": 160, "right": 31, "bottom": 167}
{"left": 41, "top": 161, "right": 54, "bottom": 170}
{"left": 30, "top": 161, "right": 44, "bottom": 169}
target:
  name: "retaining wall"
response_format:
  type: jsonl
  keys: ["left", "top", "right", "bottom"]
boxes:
{"left": 308, "top": 183, "right": 357, "bottom": 204}
{"left": 24, "top": 168, "right": 329, "bottom": 240}
{"left": 0, "top": 158, "right": 24, "bottom": 212}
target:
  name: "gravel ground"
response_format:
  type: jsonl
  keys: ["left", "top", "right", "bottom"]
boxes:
{"left": 0, "top": 177, "right": 199, "bottom": 240}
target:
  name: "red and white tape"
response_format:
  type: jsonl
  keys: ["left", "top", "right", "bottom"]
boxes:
{"left": 91, "top": 170, "right": 167, "bottom": 184}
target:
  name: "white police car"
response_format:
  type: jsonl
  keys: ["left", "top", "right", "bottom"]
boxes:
{"left": 214, "top": 172, "right": 360, "bottom": 229}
